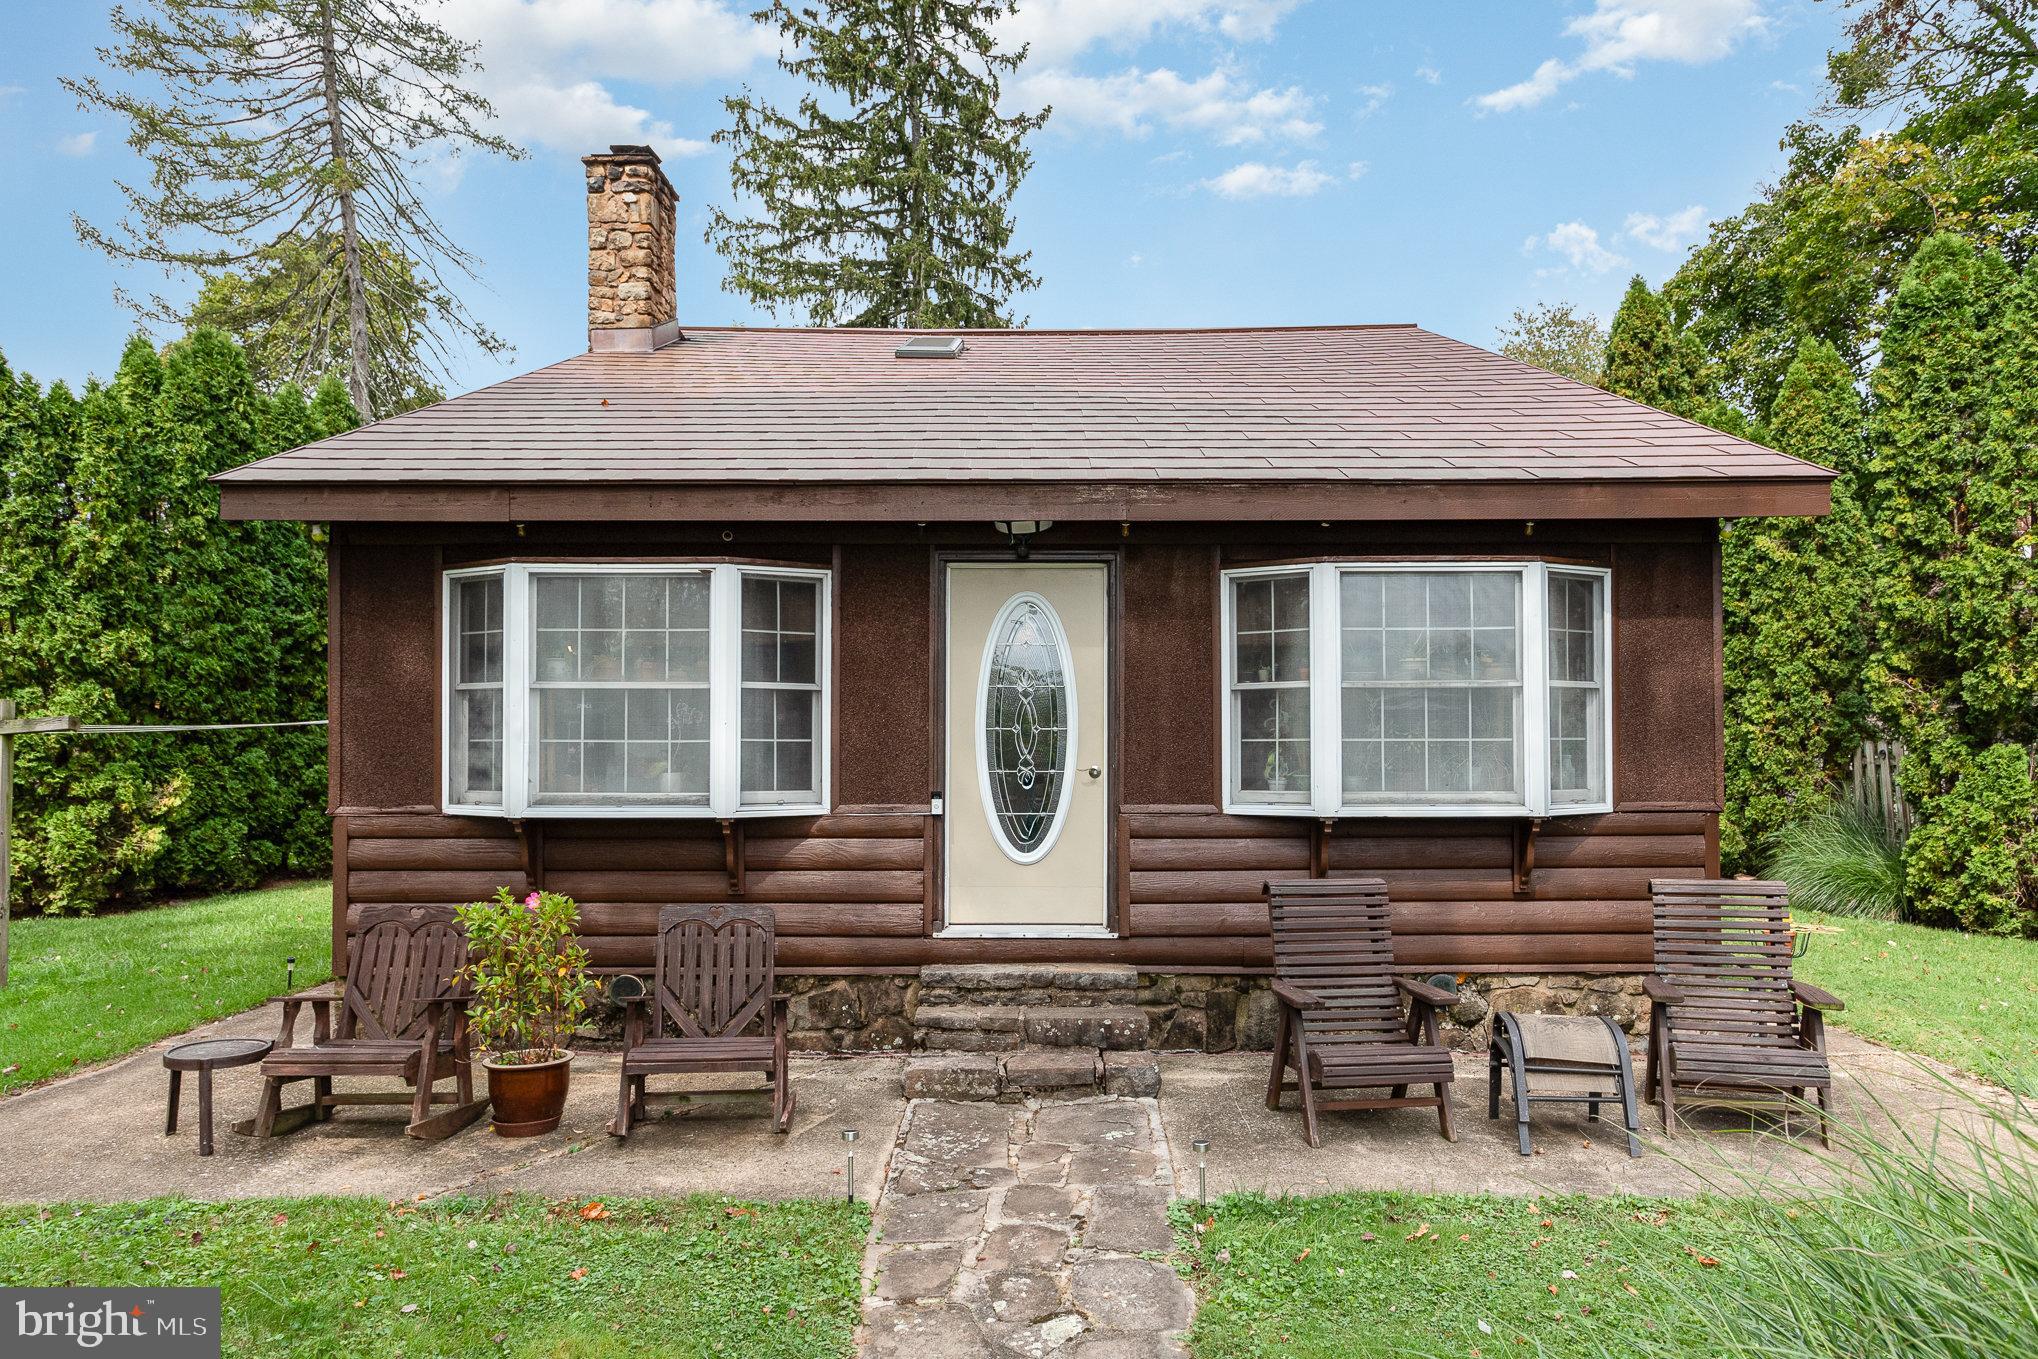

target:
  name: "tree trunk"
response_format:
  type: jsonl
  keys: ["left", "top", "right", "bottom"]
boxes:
{"left": 318, "top": 2, "right": 375, "bottom": 420}
{"left": 903, "top": 1, "right": 924, "bottom": 327}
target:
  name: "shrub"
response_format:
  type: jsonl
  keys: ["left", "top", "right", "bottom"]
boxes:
{"left": 1901, "top": 742, "right": 2038, "bottom": 934}
{"left": 1765, "top": 800, "right": 1908, "bottom": 920}
{"left": 455, "top": 888, "right": 593, "bottom": 1064}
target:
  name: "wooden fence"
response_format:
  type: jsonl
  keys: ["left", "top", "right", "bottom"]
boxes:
{"left": 1848, "top": 739, "right": 1912, "bottom": 839}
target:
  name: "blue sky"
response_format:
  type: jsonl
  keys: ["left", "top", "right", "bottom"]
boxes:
{"left": 0, "top": 1, "right": 1844, "bottom": 398}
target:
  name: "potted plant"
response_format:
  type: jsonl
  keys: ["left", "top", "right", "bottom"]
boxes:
{"left": 456, "top": 887, "right": 593, "bottom": 1138}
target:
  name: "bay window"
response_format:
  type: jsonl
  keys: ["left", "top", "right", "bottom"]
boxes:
{"left": 1222, "top": 562, "right": 1611, "bottom": 816}
{"left": 445, "top": 563, "right": 829, "bottom": 817}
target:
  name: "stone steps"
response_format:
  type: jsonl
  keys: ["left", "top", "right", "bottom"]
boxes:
{"left": 903, "top": 1049, "right": 1161, "bottom": 1102}
{"left": 916, "top": 963, "right": 1140, "bottom": 1009}
{"left": 905, "top": 964, "right": 1161, "bottom": 1099}
{"left": 916, "top": 1004, "right": 1148, "bottom": 1053}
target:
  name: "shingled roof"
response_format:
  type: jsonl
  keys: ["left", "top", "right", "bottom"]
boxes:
{"left": 215, "top": 323, "right": 1833, "bottom": 522}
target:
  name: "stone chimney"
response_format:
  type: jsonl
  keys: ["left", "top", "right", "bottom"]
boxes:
{"left": 583, "top": 144, "right": 680, "bottom": 352}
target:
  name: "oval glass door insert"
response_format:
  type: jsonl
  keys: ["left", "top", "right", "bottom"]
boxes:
{"left": 976, "top": 592, "right": 1077, "bottom": 864}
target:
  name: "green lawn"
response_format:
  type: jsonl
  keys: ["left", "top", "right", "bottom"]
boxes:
{"left": 1, "top": 881, "right": 331, "bottom": 1094}
{"left": 1175, "top": 1191, "right": 1755, "bottom": 1359}
{"left": 0, "top": 1194, "right": 866, "bottom": 1359}
{"left": 1795, "top": 909, "right": 2038, "bottom": 1096}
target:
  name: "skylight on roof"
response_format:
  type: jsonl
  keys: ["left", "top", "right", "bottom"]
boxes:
{"left": 895, "top": 336, "right": 965, "bottom": 359}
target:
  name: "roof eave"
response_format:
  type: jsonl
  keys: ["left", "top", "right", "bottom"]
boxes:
{"left": 217, "top": 475, "right": 1832, "bottom": 524}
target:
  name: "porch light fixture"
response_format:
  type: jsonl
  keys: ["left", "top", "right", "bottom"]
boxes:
{"left": 992, "top": 520, "right": 1054, "bottom": 559}
{"left": 1191, "top": 1137, "right": 1211, "bottom": 1205}
{"left": 841, "top": 1128, "right": 859, "bottom": 1202}
{"left": 896, "top": 336, "right": 964, "bottom": 358}
{"left": 285, "top": 956, "right": 296, "bottom": 994}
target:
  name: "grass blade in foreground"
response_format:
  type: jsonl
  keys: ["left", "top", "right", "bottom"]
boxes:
{"left": 1594, "top": 1083, "right": 2038, "bottom": 1359}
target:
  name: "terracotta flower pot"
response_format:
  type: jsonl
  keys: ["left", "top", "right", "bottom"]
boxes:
{"left": 482, "top": 1051, "right": 572, "bottom": 1137}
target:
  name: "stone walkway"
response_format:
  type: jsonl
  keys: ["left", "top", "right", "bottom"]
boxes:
{"left": 860, "top": 1097, "right": 1194, "bottom": 1358}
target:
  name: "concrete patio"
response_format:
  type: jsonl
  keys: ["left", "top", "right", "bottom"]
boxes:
{"left": 0, "top": 1007, "right": 2021, "bottom": 1209}
{"left": 2, "top": 1007, "right": 2027, "bottom": 1358}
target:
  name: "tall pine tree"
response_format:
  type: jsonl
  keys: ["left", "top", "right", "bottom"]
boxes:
{"left": 1720, "top": 338, "right": 1873, "bottom": 871}
{"left": 65, "top": 0, "right": 522, "bottom": 417}
{"left": 709, "top": 0, "right": 1047, "bottom": 327}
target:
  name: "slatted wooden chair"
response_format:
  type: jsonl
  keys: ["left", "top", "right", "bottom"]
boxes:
{"left": 1264, "top": 878, "right": 1457, "bottom": 1147}
{"left": 235, "top": 905, "right": 487, "bottom": 1141}
{"left": 1644, "top": 879, "right": 1844, "bottom": 1146}
{"left": 609, "top": 903, "right": 794, "bottom": 1138}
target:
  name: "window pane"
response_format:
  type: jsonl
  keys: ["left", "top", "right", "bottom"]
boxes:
{"left": 739, "top": 575, "right": 822, "bottom": 805}
{"left": 1236, "top": 688, "right": 1309, "bottom": 795}
{"left": 1234, "top": 574, "right": 1310, "bottom": 686}
{"left": 452, "top": 689, "right": 502, "bottom": 804}
{"left": 1547, "top": 573, "right": 1605, "bottom": 804}
{"left": 458, "top": 577, "right": 504, "bottom": 685}
{"left": 1335, "top": 570, "right": 1524, "bottom": 805}
{"left": 450, "top": 574, "right": 505, "bottom": 806}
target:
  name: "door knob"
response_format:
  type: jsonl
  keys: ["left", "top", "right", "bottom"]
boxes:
{"left": 1086, "top": 765, "right": 1102, "bottom": 779}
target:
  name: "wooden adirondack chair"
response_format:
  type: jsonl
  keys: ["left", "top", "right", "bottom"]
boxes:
{"left": 1644, "top": 879, "right": 1844, "bottom": 1145}
{"left": 235, "top": 905, "right": 487, "bottom": 1141}
{"left": 1264, "top": 878, "right": 1457, "bottom": 1147}
{"left": 608, "top": 904, "right": 794, "bottom": 1138}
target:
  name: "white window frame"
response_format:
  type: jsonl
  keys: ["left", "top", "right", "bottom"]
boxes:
{"left": 1220, "top": 560, "right": 1613, "bottom": 818}
{"left": 441, "top": 562, "right": 832, "bottom": 819}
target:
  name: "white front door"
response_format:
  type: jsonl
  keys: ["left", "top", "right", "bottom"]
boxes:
{"left": 943, "top": 562, "right": 1111, "bottom": 934}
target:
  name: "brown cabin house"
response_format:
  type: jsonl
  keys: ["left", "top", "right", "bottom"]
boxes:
{"left": 215, "top": 145, "right": 1834, "bottom": 1053}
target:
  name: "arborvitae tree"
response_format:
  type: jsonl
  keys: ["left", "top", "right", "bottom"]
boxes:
{"left": 65, "top": 0, "right": 521, "bottom": 417}
{"left": 1867, "top": 232, "right": 2036, "bottom": 931}
{"left": 0, "top": 330, "right": 347, "bottom": 912}
{"left": 1720, "top": 339, "right": 1873, "bottom": 871}
{"left": 1603, "top": 275, "right": 1705, "bottom": 415}
{"left": 709, "top": 0, "right": 1048, "bottom": 327}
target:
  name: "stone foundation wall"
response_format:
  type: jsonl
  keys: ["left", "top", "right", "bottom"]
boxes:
{"left": 760, "top": 971, "right": 1648, "bottom": 1054}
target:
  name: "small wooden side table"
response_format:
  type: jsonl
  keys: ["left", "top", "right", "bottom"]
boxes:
{"left": 164, "top": 1037, "right": 273, "bottom": 1156}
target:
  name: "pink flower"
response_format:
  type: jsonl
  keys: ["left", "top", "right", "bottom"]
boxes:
{"left": 525, "top": 891, "right": 541, "bottom": 909}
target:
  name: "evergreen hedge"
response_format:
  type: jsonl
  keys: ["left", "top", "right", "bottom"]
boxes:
{"left": 1609, "top": 249, "right": 2038, "bottom": 934}
{"left": 0, "top": 330, "right": 352, "bottom": 913}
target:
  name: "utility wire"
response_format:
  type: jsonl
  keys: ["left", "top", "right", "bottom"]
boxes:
{"left": 63, "top": 720, "right": 329, "bottom": 734}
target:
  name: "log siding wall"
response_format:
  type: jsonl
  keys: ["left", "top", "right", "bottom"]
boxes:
{"left": 328, "top": 523, "right": 1722, "bottom": 977}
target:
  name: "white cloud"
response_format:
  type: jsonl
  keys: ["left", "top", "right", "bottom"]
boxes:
{"left": 1414, "top": 64, "right": 1442, "bottom": 85}
{"left": 1524, "top": 221, "right": 1627, "bottom": 275}
{"left": 1623, "top": 204, "right": 1707, "bottom": 252}
{"left": 0, "top": 83, "right": 26, "bottom": 103}
{"left": 1202, "top": 160, "right": 1334, "bottom": 198}
{"left": 999, "top": 0, "right": 1298, "bottom": 65}
{"left": 1017, "top": 66, "right": 1320, "bottom": 144}
{"left": 1354, "top": 82, "right": 1392, "bottom": 117}
{"left": 56, "top": 131, "right": 97, "bottom": 157}
{"left": 440, "top": 0, "right": 772, "bottom": 152}
{"left": 1475, "top": 1, "right": 1766, "bottom": 112}
{"left": 1346, "top": 159, "right": 1370, "bottom": 180}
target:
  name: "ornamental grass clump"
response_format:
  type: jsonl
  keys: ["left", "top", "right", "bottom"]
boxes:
{"left": 455, "top": 888, "right": 593, "bottom": 1065}
{"left": 1597, "top": 1083, "right": 2038, "bottom": 1359}
{"left": 1765, "top": 800, "right": 1908, "bottom": 920}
